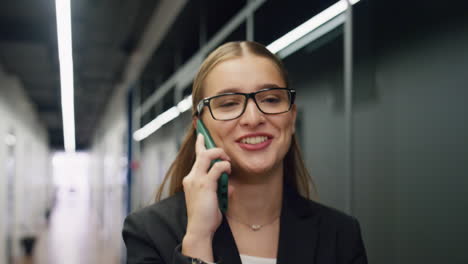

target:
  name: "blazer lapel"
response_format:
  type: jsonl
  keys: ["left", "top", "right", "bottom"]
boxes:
{"left": 213, "top": 215, "right": 242, "bottom": 264}
{"left": 277, "top": 187, "right": 320, "bottom": 264}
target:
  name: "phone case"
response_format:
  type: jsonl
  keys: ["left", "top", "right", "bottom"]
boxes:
{"left": 196, "top": 119, "right": 229, "bottom": 213}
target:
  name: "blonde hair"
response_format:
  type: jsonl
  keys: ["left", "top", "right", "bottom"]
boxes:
{"left": 155, "top": 41, "right": 317, "bottom": 201}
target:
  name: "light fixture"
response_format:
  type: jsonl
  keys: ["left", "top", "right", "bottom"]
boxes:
{"left": 176, "top": 95, "right": 192, "bottom": 113}
{"left": 133, "top": 95, "right": 193, "bottom": 141}
{"left": 133, "top": 106, "right": 180, "bottom": 141}
{"left": 267, "top": 0, "right": 360, "bottom": 54}
{"left": 5, "top": 133, "right": 16, "bottom": 146}
{"left": 55, "top": 0, "right": 76, "bottom": 152}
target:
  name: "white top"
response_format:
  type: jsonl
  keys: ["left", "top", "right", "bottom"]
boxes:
{"left": 240, "top": 254, "right": 276, "bottom": 264}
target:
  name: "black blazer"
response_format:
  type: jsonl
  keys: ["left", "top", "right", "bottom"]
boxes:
{"left": 122, "top": 187, "right": 368, "bottom": 264}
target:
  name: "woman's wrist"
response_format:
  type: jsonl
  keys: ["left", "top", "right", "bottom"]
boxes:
{"left": 182, "top": 232, "right": 214, "bottom": 263}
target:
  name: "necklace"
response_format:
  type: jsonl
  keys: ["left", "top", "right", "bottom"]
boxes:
{"left": 226, "top": 214, "right": 280, "bottom": 231}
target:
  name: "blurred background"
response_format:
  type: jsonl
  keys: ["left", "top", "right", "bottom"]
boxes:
{"left": 0, "top": 0, "right": 467, "bottom": 263}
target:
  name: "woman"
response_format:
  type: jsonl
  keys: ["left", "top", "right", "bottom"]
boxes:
{"left": 123, "top": 41, "right": 368, "bottom": 264}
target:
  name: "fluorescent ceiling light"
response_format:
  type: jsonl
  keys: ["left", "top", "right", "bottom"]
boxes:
{"left": 177, "top": 95, "right": 192, "bottom": 113}
{"left": 55, "top": 0, "right": 76, "bottom": 152}
{"left": 133, "top": 106, "right": 181, "bottom": 141}
{"left": 134, "top": 95, "right": 193, "bottom": 141}
{"left": 5, "top": 133, "right": 16, "bottom": 146}
{"left": 267, "top": 0, "right": 360, "bottom": 54}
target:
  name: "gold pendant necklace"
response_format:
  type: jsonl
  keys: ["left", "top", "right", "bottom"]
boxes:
{"left": 250, "top": 224, "right": 262, "bottom": 231}
{"left": 227, "top": 215, "right": 280, "bottom": 231}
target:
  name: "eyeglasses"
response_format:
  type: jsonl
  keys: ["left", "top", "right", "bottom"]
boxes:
{"left": 196, "top": 88, "right": 296, "bottom": 121}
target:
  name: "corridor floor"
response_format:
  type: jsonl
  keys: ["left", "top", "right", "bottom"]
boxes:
{"left": 21, "top": 189, "right": 121, "bottom": 264}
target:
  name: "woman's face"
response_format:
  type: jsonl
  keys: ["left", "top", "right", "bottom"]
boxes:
{"left": 198, "top": 55, "right": 296, "bottom": 178}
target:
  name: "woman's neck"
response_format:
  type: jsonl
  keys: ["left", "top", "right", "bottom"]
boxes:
{"left": 227, "top": 167, "right": 283, "bottom": 225}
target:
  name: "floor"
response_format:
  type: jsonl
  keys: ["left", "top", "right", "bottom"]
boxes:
{"left": 18, "top": 189, "right": 121, "bottom": 264}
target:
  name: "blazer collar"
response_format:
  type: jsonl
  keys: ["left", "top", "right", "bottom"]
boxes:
{"left": 212, "top": 186, "right": 320, "bottom": 264}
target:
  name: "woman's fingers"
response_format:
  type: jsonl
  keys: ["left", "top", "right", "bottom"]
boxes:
{"left": 195, "top": 133, "right": 206, "bottom": 155}
{"left": 206, "top": 160, "right": 231, "bottom": 181}
{"left": 194, "top": 133, "right": 231, "bottom": 173}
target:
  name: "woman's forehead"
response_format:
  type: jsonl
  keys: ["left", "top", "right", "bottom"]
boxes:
{"left": 203, "top": 56, "right": 285, "bottom": 96}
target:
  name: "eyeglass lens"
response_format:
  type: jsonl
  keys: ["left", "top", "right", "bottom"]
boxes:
{"left": 209, "top": 89, "right": 291, "bottom": 120}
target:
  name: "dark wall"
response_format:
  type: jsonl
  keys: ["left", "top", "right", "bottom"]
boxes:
{"left": 284, "top": 3, "right": 468, "bottom": 263}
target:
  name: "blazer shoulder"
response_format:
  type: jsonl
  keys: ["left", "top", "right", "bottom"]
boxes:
{"left": 125, "top": 191, "right": 187, "bottom": 235}
{"left": 123, "top": 192, "right": 189, "bottom": 263}
{"left": 305, "top": 198, "right": 361, "bottom": 230}
{"left": 304, "top": 200, "right": 368, "bottom": 262}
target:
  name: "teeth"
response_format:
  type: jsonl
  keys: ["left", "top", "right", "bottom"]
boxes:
{"left": 240, "top": 136, "right": 268, "bottom": 144}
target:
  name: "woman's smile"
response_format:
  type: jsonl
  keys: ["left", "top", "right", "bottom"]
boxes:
{"left": 236, "top": 133, "right": 273, "bottom": 150}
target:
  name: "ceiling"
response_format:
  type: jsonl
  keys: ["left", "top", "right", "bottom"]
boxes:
{"left": 0, "top": 0, "right": 158, "bottom": 150}
{"left": 0, "top": 0, "right": 345, "bottom": 151}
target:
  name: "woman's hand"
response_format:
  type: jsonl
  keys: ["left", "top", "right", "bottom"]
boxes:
{"left": 182, "top": 133, "right": 232, "bottom": 261}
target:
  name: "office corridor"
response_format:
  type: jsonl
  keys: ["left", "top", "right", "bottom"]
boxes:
{"left": 2, "top": 1, "right": 468, "bottom": 263}
{"left": 21, "top": 189, "right": 120, "bottom": 264}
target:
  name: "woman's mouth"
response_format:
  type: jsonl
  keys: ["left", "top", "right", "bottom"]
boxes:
{"left": 237, "top": 134, "right": 273, "bottom": 151}
{"left": 240, "top": 136, "right": 268, "bottom": 144}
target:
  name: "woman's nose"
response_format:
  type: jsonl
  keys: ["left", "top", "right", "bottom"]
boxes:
{"left": 239, "top": 99, "right": 265, "bottom": 127}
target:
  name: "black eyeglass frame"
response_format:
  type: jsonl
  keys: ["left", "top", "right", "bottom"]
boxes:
{"left": 196, "top": 87, "right": 296, "bottom": 121}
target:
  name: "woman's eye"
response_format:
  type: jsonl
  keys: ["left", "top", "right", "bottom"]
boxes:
{"left": 262, "top": 97, "right": 281, "bottom": 103}
{"left": 220, "top": 101, "right": 239, "bottom": 107}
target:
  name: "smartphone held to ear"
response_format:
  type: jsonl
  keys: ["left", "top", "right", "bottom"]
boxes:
{"left": 196, "top": 119, "right": 229, "bottom": 213}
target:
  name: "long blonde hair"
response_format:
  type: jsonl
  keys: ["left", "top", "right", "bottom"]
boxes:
{"left": 155, "top": 41, "right": 317, "bottom": 201}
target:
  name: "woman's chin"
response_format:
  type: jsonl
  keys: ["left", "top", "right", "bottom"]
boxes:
{"left": 232, "top": 163, "right": 276, "bottom": 180}
{"left": 245, "top": 167, "right": 269, "bottom": 176}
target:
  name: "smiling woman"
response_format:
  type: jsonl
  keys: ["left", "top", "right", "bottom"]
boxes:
{"left": 122, "top": 41, "right": 368, "bottom": 264}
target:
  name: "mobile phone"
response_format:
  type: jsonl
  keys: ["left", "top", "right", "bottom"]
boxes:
{"left": 196, "top": 119, "right": 229, "bottom": 213}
